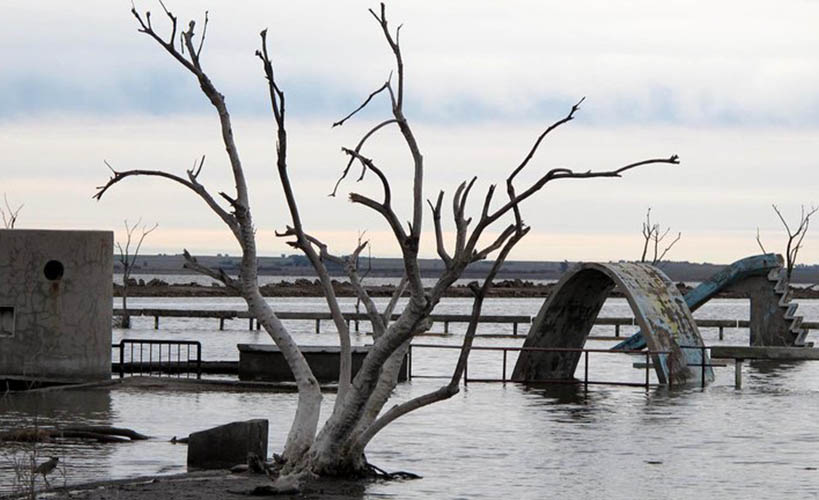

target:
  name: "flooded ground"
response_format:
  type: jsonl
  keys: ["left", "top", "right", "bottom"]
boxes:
{"left": 2, "top": 297, "right": 819, "bottom": 498}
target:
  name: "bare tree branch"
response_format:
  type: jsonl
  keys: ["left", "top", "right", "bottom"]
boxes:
{"left": 1, "top": 194, "right": 23, "bottom": 229}
{"left": 765, "top": 203, "right": 819, "bottom": 281}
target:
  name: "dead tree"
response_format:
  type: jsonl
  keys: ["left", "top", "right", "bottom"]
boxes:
{"left": 757, "top": 204, "right": 818, "bottom": 282}
{"left": 94, "top": 2, "right": 679, "bottom": 485}
{"left": 116, "top": 218, "right": 158, "bottom": 328}
{"left": 0, "top": 194, "right": 23, "bottom": 229}
{"left": 640, "top": 207, "right": 680, "bottom": 265}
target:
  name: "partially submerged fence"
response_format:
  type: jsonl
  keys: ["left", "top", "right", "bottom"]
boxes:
{"left": 112, "top": 339, "right": 202, "bottom": 379}
{"left": 113, "top": 308, "right": 816, "bottom": 340}
{"left": 408, "top": 344, "right": 714, "bottom": 389}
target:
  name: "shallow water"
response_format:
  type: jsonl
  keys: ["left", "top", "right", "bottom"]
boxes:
{"left": 3, "top": 297, "right": 819, "bottom": 498}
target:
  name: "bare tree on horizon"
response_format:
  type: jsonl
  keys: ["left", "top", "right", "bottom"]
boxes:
{"left": 116, "top": 218, "right": 158, "bottom": 328}
{"left": 639, "top": 207, "right": 681, "bottom": 265}
{"left": 0, "top": 194, "right": 23, "bottom": 229}
{"left": 757, "top": 203, "right": 818, "bottom": 282}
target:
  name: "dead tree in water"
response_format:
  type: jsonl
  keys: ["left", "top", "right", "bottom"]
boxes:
{"left": 756, "top": 203, "right": 818, "bottom": 282}
{"left": 116, "top": 217, "right": 158, "bottom": 328}
{"left": 0, "top": 194, "right": 23, "bottom": 229}
{"left": 639, "top": 207, "right": 680, "bottom": 265}
{"left": 94, "top": 2, "right": 679, "bottom": 487}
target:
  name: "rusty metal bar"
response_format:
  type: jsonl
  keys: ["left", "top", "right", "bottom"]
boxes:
{"left": 502, "top": 349, "right": 508, "bottom": 382}
{"left": 584, "top": 350, "right": 589, "bottom": 392}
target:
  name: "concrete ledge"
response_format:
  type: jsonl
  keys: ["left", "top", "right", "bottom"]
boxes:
{"left": 237, "top": 344, "right": 407, "bottom": 383}
{"left": 710, "top": 346, "right": 819, "bottom": 360}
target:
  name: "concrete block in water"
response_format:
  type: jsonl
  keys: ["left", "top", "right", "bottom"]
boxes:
{"left": 187, "top": 419, "right": 268, "bottom": 469}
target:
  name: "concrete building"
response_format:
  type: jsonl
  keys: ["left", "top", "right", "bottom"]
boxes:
{"left": 0, "top": 229, "right": 112, "bottom": 382}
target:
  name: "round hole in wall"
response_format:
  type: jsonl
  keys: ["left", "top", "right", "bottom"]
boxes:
{"left": 44, "top": 260, "right": 64, "bottom": 281}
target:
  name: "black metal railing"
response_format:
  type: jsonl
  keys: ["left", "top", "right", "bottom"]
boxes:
{"left": 112, "top": 339, "right": 202, "bottom": 379}
{"left": 407, "top": 343, "right": 715, "bottom": 389}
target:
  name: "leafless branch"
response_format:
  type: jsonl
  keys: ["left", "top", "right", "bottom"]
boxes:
{"left": 95, "top": 161, "right": 240, "bottom": 240}
{"left": 356, "top": 226, "right": 530, "bottom": 451}
{"left": 332, "top": 80, "right": 392, "bottom": 128}
{"left": 182, "top": 249, "right": 240, "bottom": 291}
{"left": 756, "top": 227, "right": 768, "bottom": 254}
{"left": 1, "top": 194, "right": 23, "bottom": 229}
{"left": 766, "top": 203, "right": 818, "bottom": 281}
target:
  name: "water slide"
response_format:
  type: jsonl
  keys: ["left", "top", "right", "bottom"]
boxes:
{"left": 611, "top": 254, "right": 782, "bottom": 351}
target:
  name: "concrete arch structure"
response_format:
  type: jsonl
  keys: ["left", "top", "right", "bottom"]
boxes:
{"left": 512, "top": 262, "right": 713, "bottom": 385}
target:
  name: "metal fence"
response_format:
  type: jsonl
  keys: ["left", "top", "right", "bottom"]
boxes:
{"left": 112, "top": 339, "right": 202, "bottom": 379}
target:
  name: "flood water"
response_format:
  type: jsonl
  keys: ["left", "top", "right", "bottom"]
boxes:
{"left": 3, "top": 297, "right": 819, "bottom": 498}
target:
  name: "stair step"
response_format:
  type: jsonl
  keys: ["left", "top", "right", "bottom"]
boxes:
{"left": 779, "top": 290, "right": 793, "bottom": 307}
{"left": 790, "top": 316, "right": 804, "bottom": 332}
{"left": 774, "top": 279, "right": 789, "bottom": 294}
{"left": 794, "top": 329, "right": 810, "bottom": 346}
{"left": 783, "top": 303, "right": 799, "bottom": 320}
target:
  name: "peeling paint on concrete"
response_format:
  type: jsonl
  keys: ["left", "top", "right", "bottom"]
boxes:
{"left": 512, "top": 262, "right": 713, "bottom": 385}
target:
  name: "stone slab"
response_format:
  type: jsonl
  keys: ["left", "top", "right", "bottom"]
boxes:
{"left": 187, "top": 419, "right": 268, "bottom": 469}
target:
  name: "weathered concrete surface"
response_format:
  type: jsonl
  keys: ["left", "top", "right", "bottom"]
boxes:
{"left": 512, "top": 262, "right": 713, "bottom": 385}
{"left": 237, "top": 345, "right": 407, "bottom": 383}
{"left": 613, "top": 254, "right": 782, "bottom": 351}
{"left": 187, "top": 419, "right": 268, "bottom": 469}
{"left": 0, "top": 229, "right": 112, "bottom": 381}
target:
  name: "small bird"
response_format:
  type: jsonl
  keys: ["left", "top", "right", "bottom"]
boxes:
{"left": 33, "top": 457, "right": 59, "bottom": 486}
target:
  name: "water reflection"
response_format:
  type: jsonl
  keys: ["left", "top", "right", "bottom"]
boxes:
{"left": 0, "top": 389, "right": 114, "bottom": 494}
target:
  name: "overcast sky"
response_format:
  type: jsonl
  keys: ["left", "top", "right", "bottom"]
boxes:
{"left": 1, "top": 0, "right": 817, "bottom": 264}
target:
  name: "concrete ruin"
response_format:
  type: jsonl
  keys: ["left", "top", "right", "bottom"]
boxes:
{"left": 512, "top": 262, "right": 714, "bottom": 385}
{"left": 0, "top": 229, "right": 113, "bottom": 382}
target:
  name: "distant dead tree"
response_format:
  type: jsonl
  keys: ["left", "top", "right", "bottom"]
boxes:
{"left": 116, "top": 218, "right": 158, "bottom": 328}
{"left": 756, "top": 204, "right": 818, "bottom": 282}
{"left": 639, "top": 207, "right": 681, "bottom": 265}
{"left": 94, "top": 2, "right": 679, "bottom": 487}
{"left": 0, "top": 194, "right": 23, "bottom": 229}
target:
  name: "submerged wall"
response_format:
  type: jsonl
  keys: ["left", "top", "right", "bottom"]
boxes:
{"left": 0, "top": 229, "right": 112, "bottom": 381}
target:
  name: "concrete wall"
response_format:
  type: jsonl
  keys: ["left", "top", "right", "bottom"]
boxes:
{"left": 237, "top": 344, "right": 408, "bottom": 383}
{"left": 0, "top": 229, "right": 112, "bottom": 381}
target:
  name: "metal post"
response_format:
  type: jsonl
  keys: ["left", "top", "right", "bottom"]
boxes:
{"left": 407, "top": 345, "right": 412, "bottom": 380}
{"left": 315, "top": 319, "right": 320, "bottom": 334}
{"left": 502, "top": 349, "right": 507, "bottom": 382}
{"left": 719, "top": 326, "right": 724, "bottom": 340}
{"left": 735, "top": 358, "right": 743, "bottom": 389}
{"left": 645, "top": 351, "right": 650, "bottom": 389}
{"left": 701, "top": 345, "right": 706, "bottom": 389}
{"left": 119, "top": 341, "right": 124, "bottom": 378}
{"left": 355, "top": 319, "right": 359, "bottom": 332}
{"left": 513, "top": 323, "right": 518, "bottom": 336}
{"left": 196, "top": 343, "right": 202, "bottom": 380}
{"left": 256, "top": 320, "right": 260, "bottom": 330}
{"left": 248, "top": 318, "right": 254, "bottom": 330}
{"left": 584, "top": 350, "right": 589, "bottom": 392}
{"left": 444, "top": 321, "right": 449, "bottom": 334}
{"left": 219, "top": 318, "right": 225, "bottom": 331}
{"left": 615, "top": 324, "right": 620, "bottom": 337}
{"left": 464, "top": 359, "right": 468, "bottom": 386}
{"left": 154, "top": 316, "right": 159, "bottom": 329}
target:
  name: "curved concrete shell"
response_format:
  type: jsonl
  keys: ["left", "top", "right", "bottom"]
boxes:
{"left": 512, "top": 262, "right": 713, "bottom": 385}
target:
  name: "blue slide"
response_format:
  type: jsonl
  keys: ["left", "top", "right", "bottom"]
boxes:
{"left": 611, "top": 254, "right": 781, "bottom": 351}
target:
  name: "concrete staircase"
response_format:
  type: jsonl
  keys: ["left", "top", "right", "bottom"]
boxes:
{"left": 769, "top": 267, "right": 811, "bottom": 346}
